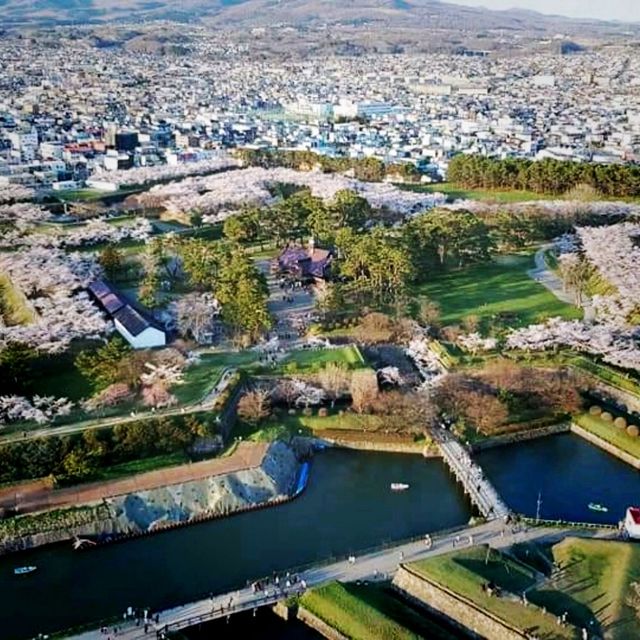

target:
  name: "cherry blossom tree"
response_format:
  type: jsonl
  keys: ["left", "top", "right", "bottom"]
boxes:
{"left": 0, "top": 248, "right": 111, "bottom": 353}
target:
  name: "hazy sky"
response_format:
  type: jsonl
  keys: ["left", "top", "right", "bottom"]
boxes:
{"left": 447, "top": 0, "right": 639, "bottom": 22}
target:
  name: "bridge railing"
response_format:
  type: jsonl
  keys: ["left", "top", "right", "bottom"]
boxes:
{"left": 159, "top": 593, "right": 284, "bottom": 636}
{"left": 517, "top": 515, "right": 619, "bottom": 530}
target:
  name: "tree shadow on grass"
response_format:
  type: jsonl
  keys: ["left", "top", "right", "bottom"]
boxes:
{"left": 454, "top": 557, "right": 536, "bottom": 593}
{"left": 528, "top": 588, "right": 602, "bottom": 635}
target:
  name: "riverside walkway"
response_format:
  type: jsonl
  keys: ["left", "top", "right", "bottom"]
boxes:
{"left": 65, "top": 521, "right": 615, "bottom": 640}
{"left": 436, "top": 430, "right": 510, "bottom": 520}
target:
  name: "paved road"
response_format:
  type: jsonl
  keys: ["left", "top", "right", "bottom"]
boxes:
{"left": 257, "top": 258, "right": 315, "bottom": 341}
{"left": 0, "top": 368, "right": 237, "bottom": 446}
{"left": 66, "top": 521, "right": 616, "bottom": 640}
{"left": 529, "top": 246, "right": 595, "bottom": 321}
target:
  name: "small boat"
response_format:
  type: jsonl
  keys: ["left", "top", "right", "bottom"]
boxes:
{"left": 588, "top": 503, "right": 608, "bottom": 513}
{"left": 14, "top": 566, "right": 37, "bottom": 576}
{"left": 391, "top": 483, "right": 410, "bottom": 492}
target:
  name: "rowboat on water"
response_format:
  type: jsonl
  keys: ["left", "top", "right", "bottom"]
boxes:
{"left": 391, "top": 483, "right": 410, "bottom": 491}
{"left": 14, "top": 566, "right": 37, "bottom": 576}
{"left": 588, "top": 503, "right": 608, "bottom": 513}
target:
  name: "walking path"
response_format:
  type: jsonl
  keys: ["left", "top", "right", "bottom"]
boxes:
{"left": 0, "top": 367, "right": 238, "bottom": 446}
{"left": 436, "top": 429, "right": 510, "bottom": 520}
{"left": 257, "top": 258, "right": 315, "bottom": 342}
{"left": 66, "top": 521, "right": 616, "bottom": 640}
{"left": 529, "top": 246, "right": 595, "bottom": 321}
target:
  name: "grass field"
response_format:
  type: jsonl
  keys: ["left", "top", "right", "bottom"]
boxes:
{"left": 35, "top": 365, "right": 94, "bottom": 402}
{"left": 529, "top": 538, "right": 640, "bottom": 639}
{"left": 410, "top": 545, "right": 575, "bottom": 639}
{"left": 0, "top": 273, "right": 36, "bottom": 326}
{"left": 400, "top": 182, "right": 554, "bottom": 203}
{"left": 172, "top": 351, "right": 259, "bottom": 405}
{"left": 279, "top": 345, "right": 366, "bottom": 372}
{"left": 414, "top": 254, "right": 582, "bottom": 329}
{"left": 566, "top": 356, "right": 640, "bottom": 396}
{"left": 573, "top": 413, "right": 640, "bottom": 459}
{"left": 300, "top": 582, "right": 433, "bottom": 640}
{"left": 235, "top": 411, "right": 386, "bottom": 442}
{"left": 79, "top": 452, "right": 189, "bottom": 483}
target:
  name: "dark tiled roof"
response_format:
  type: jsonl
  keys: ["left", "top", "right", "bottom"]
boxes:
{"left": 278, "top": 245, "right": 332, "bottom": 279}
{"left": 113, "top": 305, "right": 150, "bottom": 337}
{"left": 88, "top": 279, "right": 113, "bottom": 299}
{"left": 101, "top": 292, "right": 126, "bottom": 315}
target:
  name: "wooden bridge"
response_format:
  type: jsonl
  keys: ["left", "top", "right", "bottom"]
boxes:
{"left": 436, "top": 431, "right": 510, "bottom": 520}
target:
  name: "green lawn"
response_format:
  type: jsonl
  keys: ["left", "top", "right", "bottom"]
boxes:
{"left": 34, "top": 365, "right": 94, "bottom": 402}
{"left": 410, "top": 545, "right": 575, "bottom": 639}
{"left": 234, "top": 411, "right": 386, "bottom": 442}
{"left": 74, "top": 452, "right": 189, "bottom": 484}
{"left": 300, "top": 582, "right": 427, "bottom": 640}
{"left": 400, "top": 182, "right": 553, "bottom": 203}
{"left": 279, "top": 346, "right": 366, "bottom": 372}
{"left": 414, "top": 254, "right": 582, "bottom": 329}
{"left": 172, "top": 351, "right": 259, "bottom": 405}
{"left": 573, "top": 414, "right": 640, "bottom": 459}
{"left": 566, "top": 356, "right": 640, "bottom": 396}
{"left": 0, "top": 273, "right": 36, "bottom": 325}
{"left": 528, "top": 538, "right": 640, "bottom": 639}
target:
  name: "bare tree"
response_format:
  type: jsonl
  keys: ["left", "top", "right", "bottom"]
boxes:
{"left": 276, "top": 379, "right": 301, "bottom": 408}
{"left": 318, "top": 362, "right": 351, "bottom": 407}
{"left": 175, "top": 293, "right": 221, "bottom": 344}
{"left": 463, "top": 391, "right": 509, "bottom": 435}
{"left": 372, "top": 390, "right": 435, "bottom": 434}
{"left": 558, "top": 254, "right": 592, "bottom": 306}
{"left": 418, "top": 299, "right": 441, "bottom": 330}
{"left": 350, "top": 369, "right": 380, "bottom": 414}
{"left": 237, "top": 389, "right": 271, "bottom": 425}
{"left": 354, "top": 312, "right": 395, "bottom": 344}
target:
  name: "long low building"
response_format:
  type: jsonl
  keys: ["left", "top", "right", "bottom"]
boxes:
{"left": 88, "top": 279, "right": 166, "bottom": 349}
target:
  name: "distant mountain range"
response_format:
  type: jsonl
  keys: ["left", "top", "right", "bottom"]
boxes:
{"left": 1, "top": 0, "right": 638, "bottom": 35}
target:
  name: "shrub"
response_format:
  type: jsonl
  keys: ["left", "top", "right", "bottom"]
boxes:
{"left": 614, "top": 417, "right": 627, "bottom": 430}
{"left": 589, "top": 405, "right": 602, "bottom": 416}
{"left": 601, "top": 412, "right": 613, "bottom": 422}
{"left": 627, "top": 425, "right": 640, "bottom": 438}
{"left": 318, "top": 407, "right": 328, "bottom": 417}
{"left": 302, "top": 407, "right": 313, "bottom": 417}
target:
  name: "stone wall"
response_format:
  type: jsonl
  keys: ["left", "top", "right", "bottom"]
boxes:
{"left": 471, "top": 423, "right": 570, "bottom": 452}
{"left": 322, "top": 438, "right": 435, "bottom": 456}
{"left": 297, "top": 607, "right": 350, "bottom": 640}
{"left": 0, "top": 441, "right": 300, "bottom": 556}
{"left": 297, "top": 435, "right": 437, "bottom": 457}
{"left": 571, "top": 423, "right": 640, "bottom": 470}
{"left": 392, "top": 565, "right": 530, "bottom": 640}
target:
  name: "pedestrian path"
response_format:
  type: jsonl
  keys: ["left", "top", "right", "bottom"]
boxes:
{"left": 66, "top": 521, "right": 614, "bottom": 640}
{"left": 437, "top": 431, "right": 510, "bottom": 520}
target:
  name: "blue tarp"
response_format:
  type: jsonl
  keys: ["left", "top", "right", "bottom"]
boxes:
{"left": 294, "top": 461, "right": 311, "bottom": 496}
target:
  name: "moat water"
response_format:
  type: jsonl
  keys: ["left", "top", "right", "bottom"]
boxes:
{"left": 2, "top": 435, "right": 639, "bottom": 640}
{"left": 0, "top": 450, "right": 469, "bottom": 640}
